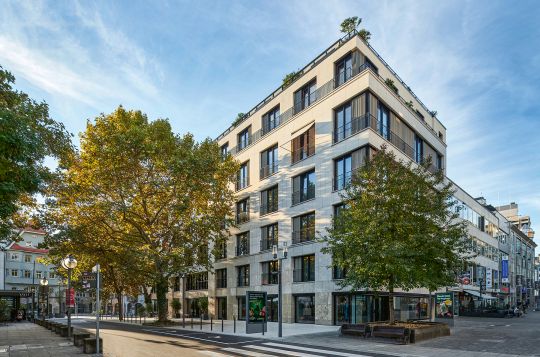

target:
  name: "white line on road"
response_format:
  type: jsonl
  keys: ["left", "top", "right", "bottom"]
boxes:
{"left": 141, "top": 329, "right": 259, "bottom": 345}
{"left": 198, "top": 351, "right": 231, "bottom": 357}
{"left": 242, "top": 344, "right": 325, "bottom": 357}
{"left": 263, "top": 342, "right": 372, "bottom": 356}
{"left": 222, "top": 347, "right": 272, "bottom": 356}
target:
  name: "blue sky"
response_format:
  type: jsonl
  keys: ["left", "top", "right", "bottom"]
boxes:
{"left": 1, "top": 0, "right": 539, "bottom": 248}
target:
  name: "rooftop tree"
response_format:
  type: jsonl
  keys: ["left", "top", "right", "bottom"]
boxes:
{"left": 44, "top": 106, "right": 238, "bottom": 322}
{"left": 322, "top": 146, "right": 471, "bottom": 324}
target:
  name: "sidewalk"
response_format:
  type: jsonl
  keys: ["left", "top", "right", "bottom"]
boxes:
{"left": 0, "top": 321, "right": 83, "bottom": 356}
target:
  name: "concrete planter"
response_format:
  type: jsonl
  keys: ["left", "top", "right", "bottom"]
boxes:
{"left": 407, "top": 322, "right": 450, "bottom": 343}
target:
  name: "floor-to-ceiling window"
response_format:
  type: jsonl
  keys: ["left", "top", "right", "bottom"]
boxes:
{"left": 295, "top": 295, "right": 315, "bottom": 323}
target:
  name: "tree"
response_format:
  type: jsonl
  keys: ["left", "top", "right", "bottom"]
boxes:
{"left": 322, "top": 146, "right": 471, "bottom": 324}
{"left": 0, "top": 66, "right": 72, "bottom": 242}
{"left": 171, "top": 298, "right": 182, "bottom": 318}
{"left": 358, "top": 29, "right": 371, "bottom": 42}
{"left": 44, "top": 106, "right": 238, "bottom": 322}
{"left": 282, "top": 71, "right": 300, "bottom": 88}
{"left": 340, "top": 17, "right": 361, "bottom": 35}
{"left": 232, "top": 113, "right": 245, "bottom": 127}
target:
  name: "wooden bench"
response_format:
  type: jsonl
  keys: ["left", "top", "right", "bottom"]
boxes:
{"left": 73, "top": 332, "right": 92, "bottom": 347}
{"left": 340, "top": 323, "right": 369, "bottom": 337}
{"left": 372, "top": 325, "right": 411, "bottom": 344}
{"left": 83, "top": 337, "right": 103, "bottom": 354}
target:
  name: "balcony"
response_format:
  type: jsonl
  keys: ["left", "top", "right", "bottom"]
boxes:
{"left": 293, "top": 269, "right": 315, "bottom": 283}
{"left": 291, "top": 145, "right": 315, "bottom": 165}
{"left": 261, "top": 272, "right": 278, "bottom": 285}
{"left": 262, "top": 117, "right": 281, "bottom": 136}
{"left": 260, "top": 163, "right": 279, "bottom": 180}
{"left": 291, "top": 185, "right": 315, "bottom": 206}
{"left": 260, "top": 202, "right": 278, "bottom": 216}
{"left": 236, "top": 244, "right": 250, "bottom": 257}
{"left": 236, "top": 212, "right": 250, "bottom": 224}
{"left": 260, "top": 238, "right": 278, "bottom": 251}
{"left": 292, "top": 228, "right": 315, "bottom": 245}
{"left": 235, "top": 177, "right": 249, "bottom": 191}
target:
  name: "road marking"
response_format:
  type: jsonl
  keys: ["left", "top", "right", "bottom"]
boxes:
{"left": 222, "top": 347, "right": 270, "bottom": 356}
{"left": 141, "top": 329, "right": 259, "bottom": 345}
{"left": 199, "top": 351, "right": 230, "bottom": 357}
{"left": 242, "top": 345, "right": 324, "bottom": 357}
{"left": 263, "top": 342, "right": 371, "bottom": 356}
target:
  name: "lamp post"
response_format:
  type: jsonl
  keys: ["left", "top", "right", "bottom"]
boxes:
{"left": 61, "top": 255, "right": 77, "bottom": 338}
{"left": 272, "top": 242, "right": 288, "bottom": 338}
{"left": 40, "top": 277, "right": 49, "bottom": 319}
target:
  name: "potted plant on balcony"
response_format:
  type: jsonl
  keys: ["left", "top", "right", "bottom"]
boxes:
{"left": 171, "top": 299, "right": 182, "bottom": 318}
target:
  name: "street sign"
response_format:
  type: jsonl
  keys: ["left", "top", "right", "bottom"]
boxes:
{"left": 81, "top": 272, "right": 100, "bottom": 289}
{"left": 66, "top": 288, "right": 75, "bottom": 308}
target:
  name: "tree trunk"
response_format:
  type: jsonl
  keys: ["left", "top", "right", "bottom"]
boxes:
{"left": 388, "top": 280, "right": 395, "bottom": 325}
{"left": 156, "top": 276, "right": 169, "bottom": 322}
{"left": 115, "top": 287, "right": 124, "bottom": 321}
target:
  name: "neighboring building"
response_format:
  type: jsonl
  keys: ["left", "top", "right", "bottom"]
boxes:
{"left": 497, "top": 202, "right": 535, "bottom": 240}
{"left": 534, "top": 255, "right": 540, "bottom": 310}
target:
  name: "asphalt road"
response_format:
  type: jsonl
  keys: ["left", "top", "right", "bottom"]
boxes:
{"left": 66, "top": 318, "right": 400, "bottom": 357}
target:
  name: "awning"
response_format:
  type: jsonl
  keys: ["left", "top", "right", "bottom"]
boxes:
{"left": 464, "top": 290, "right": 497, "bottom": 300}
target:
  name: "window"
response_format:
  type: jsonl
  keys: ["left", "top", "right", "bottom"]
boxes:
{"left": 237, "top": 296, "right": 247, "bottom": 319}
{"left": 292, "top": 212, "right": 315, "bottom": 244}
{"left": 185, "top": 272, "right": 208, "bottom": 291}
{"left": 261, "top": 261, "right": 279, "bottom": 285}
{"left": 364, "top": 57, "right": 378, "bottom": 73}
{"left": 260, "top": 185, "right": 278, "bottom": 215}
{"left": 36, "top": 271, "right": 42, "bottom": 279}
{"left": 236, "top": 198, "right": 250, "bottom": 224}
{"left": 377, "top": 102, "right": 390, "bottom": 140}
{"left": 291, "top": 125, "right": 315, "bottom": 164}
{"left": 334, "top": 102, "right": 352, "bottom": 142}
{"left": 333, "top": 265, "right": 347, "bottom": 280}
{"left": 215, "top": 241, "right": 227, "bottom": 260}
{"left": 335, "top": 53, "right": 353, "bottom": 86}
{"left": 237, "top": 265, "right": 250, "bottom": 287}
{"left": 24, "top": 270, "right": 31, "bottom": 279}
{"left": 334, "top": 155, "right": 352, "bottom": 191}
{"left": 237, "top": 127, "right": 251, "bottom": 151}
{"left": 49, "top": 271, "right": 56, "bottom": 279}
{"left": 293, "top": 254, "right": 315, "bottom": 282}
{"left": 292, "top": 170, "right": 315, "bottom": 205}
{"left": 293, "top": 79, "right": 317, "bottom": 114}
{"left": 414, "top": 134, "right": 424, "bottom": 163}
{"left": 11, "top": 269, "right": 19, "bottom": 277}
{"left": 260, "top": 223, "right": 278, "bottom": 251}
{"left": 236, "top": 232, "right": 250, "bottom": 256}
{"left": 260, "top": 145, "right": 278, "bottom": 179}
{"left": 25, "top": 241, "right": 33, "bottom": 247}
{"left": 295, "top": 295, "right": 315, "bottom": 323}
{"left": 24, "top": 255, "right": 32, "bottom": 263}
{"left": 262, "top": 106, "right": 280, "bottom": 135}
{"left": 236, "top": 161, "right": 249, "bottom": 191}
{"left": 436, "top": 154, "right": 443, "bottom": 170}
{"left": 216, "top": 268, "right": 227, "bottom": 288}
{"left": 220, "top": 143, "right": 229, "bottom": 159}
{"left": 173, "top": 276, "right": 181, "bottom": 291}
{"left": 10, "top": 253, "right": 18, "bottom": 261}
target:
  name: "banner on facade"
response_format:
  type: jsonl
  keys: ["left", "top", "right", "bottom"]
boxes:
{"left": 501, "top": 256, "right": 509, "bottom": 283}
{"left": 486, "top": 268, "right": 492, "bottom": 289}
{"left": 66, "top": 288, "right": 75, "bottom": 308}
{"left": 245, "top": 291, "right": 267, "bottom": 334}
{"left": 459, "top": 272, "right": 471, "bottom": 285}
{"left": 435, "top": 292, "right": 454, "bottom": 319}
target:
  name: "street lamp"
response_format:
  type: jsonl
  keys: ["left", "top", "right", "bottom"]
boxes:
{"left": 40, "top": 277, "right": 49, "bottom": 319}
{"left": 61, "top": 255, "right": 77, "bottom": 338}
{"left": 272, "top": 242, "right": 288, "bottom": 338}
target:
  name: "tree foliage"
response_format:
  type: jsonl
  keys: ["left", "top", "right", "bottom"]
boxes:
{"left": 43, "top": 106, "right": 238, "bottom": 321}
{"left": 0, "top": 66, "right": 72, "bottom": 242}
{"left": 282, "top": 71, "right": 300, "bottom": 88}
{"left": 322, "top": 146, "right": 471, "bottom": 323}
{"left": 340, "top": 17, "right": 362, "bottom": 34}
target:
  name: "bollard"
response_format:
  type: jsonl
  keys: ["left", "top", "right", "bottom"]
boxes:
{"left": 200, "top": 315, "right": 202, "bottom": 330}
{"left": 211, "top": 316, "right": 213, "bottom": 331}
{"left": 221, "top": 317, "right": 224, "bottom": 332}
{"left": 233, "top": 316, "right": 236, "bottom": 333}
{"left": 191, "top": 316, "right": 193, "bottom": 329}
{"left": 183, "top": 315, "right": 185, "bottom": 328}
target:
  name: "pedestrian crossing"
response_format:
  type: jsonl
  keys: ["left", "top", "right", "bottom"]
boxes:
{"left": 212, "top": 342, "right": 380, "bottom": 357}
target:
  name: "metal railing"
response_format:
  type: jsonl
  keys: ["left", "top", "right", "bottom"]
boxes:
{"left": 261, "top": 273, "right": 278, "bottom": 285}
{"left": 292, "top": 228, "right": 315, "bottom": 244}
{"left": 235, "top": 177, "right": 249, "bottom": 191}
{"left": 260, "top": 163, "right": 279, "bottom": 179}
{"left": 235, "top": 244, "right": 249, "bottom": 257}
{"left": 333, "top": 171, "right": 353, "bottom": 191}
{"left": 216, "top": 278, "right": 227, "bottom": 289}
{"left": 237, "top": 275, "right": 250, "bottom": 287}
{"left": 262, "top": 116, "right": 281, "bottom": 136}
{"left": 260, "top": 202, "right": 278, "bottom": 216}
{"left": 291, "top": 186, "right": 315, "bottom": 205}
{"left": 260, "top": 238, "right": 277, "bottom": 251}
{"left": 291, "top": 145, "right": 315, "bottom": 164}
{"left": 235, "top": 212, "right": 250, "bottom": 224}
{"left": 293, "top": 269, "right": 315, "bottom": 283}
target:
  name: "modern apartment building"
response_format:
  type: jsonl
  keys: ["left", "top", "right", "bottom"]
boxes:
{"left": 165, "top": 32, "right": 535, "bottom": 324}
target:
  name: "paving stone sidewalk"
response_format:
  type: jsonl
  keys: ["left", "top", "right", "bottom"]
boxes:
{"left": 0, "top": 321, "right": 83, "bottom": 356}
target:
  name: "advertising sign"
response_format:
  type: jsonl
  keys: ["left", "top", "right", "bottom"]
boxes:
{"left": 460, "top": 272, "right": 471, "bottom": 285}
{"left": 81, "top": 272, "right": 98, "bottom": 289}
{"left": 245, "top": 291, "right": 267, "bottom": 334}
{"left": 66, "top": 287, "right": 75, "bottom": 308}
{"left": 435, "top": 293, "right": 454, "bottom": 319}
{"left": 501, "top": 256, "right": 509, "bottom": 283}
{"left": 486, "top": 268, "right": 493, "bottom": 289}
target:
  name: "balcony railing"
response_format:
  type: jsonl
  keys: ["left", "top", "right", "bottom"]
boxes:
{"left": 236, "top": 177, "right": 249, "bottom": 191}
{"left": 260, "top": 163, "right": 279, "bottom": 179}
{"left": 291, "top": 145, "right": 315, "bottom": 164}
{"left": 216, "top": 278, "right": 227, "bottom": 289}
{"left": 260, "top": 202, "right": 278, "bottom": 216}
{"left": 291, "top": 185, "right": 315, "bottom": 205}
{"left": 292, "top": 228, "right": 315, "bottom": 244}
{"left": 262, "top": 116, "right": 281, "bottom": 136}
{"left": 236, "top": 244, "right": 250, "bottom": 257}
{"left": 293, "top": 269, "right": 315, "bottom": 282}
{"left": 237, "top": 275, "right": 250, "bottom": 287}
{"left": 236, "top": 212, "right": 250, "bottom": 224}
{"left": 261, "top": 272, "right": 278, "bottom": 285}
{"left": 260, "top": 238, "right": 277, "bottom": 251}
{"left": 333, "top": 171, "right": 353, "bottom": 191}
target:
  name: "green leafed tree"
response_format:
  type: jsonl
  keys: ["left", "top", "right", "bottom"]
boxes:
{"left": 322, "top": 146, "right": 471, "bottom": 324}
{"left": 0, "top": 66, "right": 72, "bottom": 242}
{"left": 340, "top": 17, "right": 362, "bottom": 35}
{"left": 44, "top": 106, "right": 238, "bottom": 322}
